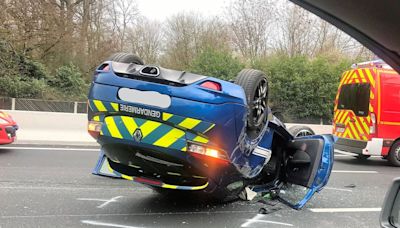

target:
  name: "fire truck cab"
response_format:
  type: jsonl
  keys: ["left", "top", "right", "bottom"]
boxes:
{"left": 333, "top": 60, "right": 400, "bottom": 166}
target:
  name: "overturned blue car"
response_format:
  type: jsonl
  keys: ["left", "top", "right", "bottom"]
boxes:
{"left": 88, "top": 52, "right": 334, "bottom": 209}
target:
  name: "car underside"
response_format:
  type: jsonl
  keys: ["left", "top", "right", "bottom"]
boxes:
{"left": 88, "top": 53, "right": 334, "bottom": 208}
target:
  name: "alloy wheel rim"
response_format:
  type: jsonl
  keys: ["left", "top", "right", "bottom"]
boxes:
{"left": 253, "top": 78, "right": 268, "bottom": 126}
{"left": 295, "top": 129, "right": 314, "bottom": 137}
{"left": 395, "top": 146, "right": 400, "bottom": 161}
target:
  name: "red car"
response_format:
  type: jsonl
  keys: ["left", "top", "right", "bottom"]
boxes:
{"left": 0, "top": 111, "right": 18, "bottom": 145}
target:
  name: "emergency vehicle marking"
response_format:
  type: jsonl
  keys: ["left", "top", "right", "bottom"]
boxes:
{"left": 99, "top": 115, "right": 209, "bottom": 152}
{"left": 333, "top": 68, "right": 377, "bottom": 141}
{"left": 106, "top": 162, "right": 209, "bottom": 190}
{"left": 89, "top": 99, "right": 215, "bottom": 134}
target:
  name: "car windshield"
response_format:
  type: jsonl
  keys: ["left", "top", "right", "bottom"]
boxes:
{"left": 0, "top": 0, "right": 398, "bottom": 228}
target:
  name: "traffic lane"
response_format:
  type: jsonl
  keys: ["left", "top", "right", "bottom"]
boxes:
{"left": 0, "top": 147, "right": 396, "bottom": 228}
{"left": 0, "top": 188, "right": 381, "bottom": 228}
{"left": 306, "top": 155, "right": 399, "bottom": 209}
{"left": 1, "top": 147, "right": 396, "bottom": 209}
{"left": 0, "top": 147, "right": 123, "bottom": 187}
{"left": 333, "top": 153, "right": 400, "bottom": 175}
{"left": 0, "top": 211, "right": 381, "bottom": 228}
{"left": 0, "top": 183, "right": 382, "bottom": 228}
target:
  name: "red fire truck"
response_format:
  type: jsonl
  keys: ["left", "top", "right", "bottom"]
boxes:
{"left": 333, "top": 60, "right": 400, "bottom": 166}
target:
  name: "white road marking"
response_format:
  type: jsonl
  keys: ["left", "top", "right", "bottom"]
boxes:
{"left": 332, "top": 170, "right": 378, "bottom": 174}
{"left": 81, "top": 220, "right": 142, "bottom": 228}
{"left": 334, "top": 154, "right": 351, "bottom": 157}
{"left": 324, "top": 187, "right": 353, "bottom": 192}
{"left": 0, "top": 146, "right": 99, "bottom": 151}
{"left": 334, "top": 150, "right": 356, "bottom": 156}
{"left": 77, "top": 196, "right": 123, "bottom": 208}
{"left": 241, "top": 214, "right": 294, "bottom": 227}
{"left": 309, "top": 208, "right": 381, "bottom": 213}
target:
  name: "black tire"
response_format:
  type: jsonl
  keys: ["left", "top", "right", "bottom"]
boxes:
{"left": 235, "top": 69, "right": 269, "bottom": 131}
{"left": 356, "top": 154, "right": 371, "bottom": 160}
{"left": 288, "top": 125, "right": 315, "bottom": 138}
{"left": 388, "top": 141, "right": 400, "bottom": 167}
{"left": 107, "top": 52, "right": 144, "bottom": 65}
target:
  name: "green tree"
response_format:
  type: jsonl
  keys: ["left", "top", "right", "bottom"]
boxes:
{"left": 189, "top": 48, "right": 244, "bottom": 81}
{"left": 253, "top": 54, "right": 350, "bottom": 123}
{"left": 49, "top": 64, "right": 88, "bottom": 97}
{"left": 0, "top": 40, "right": 49, "bottom": 98}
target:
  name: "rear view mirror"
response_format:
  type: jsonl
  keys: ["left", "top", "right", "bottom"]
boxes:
{"left": 381, "top": 178, "right": 400, "bottom": 227}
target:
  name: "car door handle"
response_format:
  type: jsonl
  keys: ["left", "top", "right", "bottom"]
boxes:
{"left": 349, "top": 118, "right": 356, "bottom": 123}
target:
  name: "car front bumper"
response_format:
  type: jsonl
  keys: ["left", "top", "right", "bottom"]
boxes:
{"left": 0, "top": 125, "right": 17, "bottom": 145}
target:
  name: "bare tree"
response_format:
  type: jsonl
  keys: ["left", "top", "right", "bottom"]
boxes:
{"left": 126, "top": 17, "right": 163, "bottom": 63}
{"left": 225, "top": 0, "right": 275, "bottom": 61}
{"left": 273, "top": 2, "right": 371, "bottom": 59}
{"left": 107, "top": 0, "right": 139, "bottom": 51}
{"left": 162, "top": 12, "right": 230, "bottom": 69}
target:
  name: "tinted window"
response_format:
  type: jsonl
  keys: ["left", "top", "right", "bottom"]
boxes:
{"left": 338, "top": 83, "right": 370, "bottom": 116}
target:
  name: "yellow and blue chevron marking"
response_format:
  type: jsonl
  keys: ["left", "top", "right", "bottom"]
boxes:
{"left": 107, "top": 163, "right": 209, "bottom": 190}
{"left": 89, "top": 99, "right": 119, "bottom": 112}
{"left": 89, "top": 99, "right": 215, "bottom": 134}
{"left": 162, "top": 112, "right": 215, "bottom": 134}
{"left": 100, "top": 115, "right": 209, "bottom": 151}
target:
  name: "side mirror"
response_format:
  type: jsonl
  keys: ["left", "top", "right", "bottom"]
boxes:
{"left": 380, "top": 178, "right": 400, "bottom": 227}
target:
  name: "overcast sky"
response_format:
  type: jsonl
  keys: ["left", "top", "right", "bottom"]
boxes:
{"left": 135, "top": 0, "right": 230, "bottom": 21}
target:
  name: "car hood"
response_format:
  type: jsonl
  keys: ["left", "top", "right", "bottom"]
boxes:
{"left": 290, "top": 0, "right": 400, "bottom": 73}
{"left": 0, "top": 111, "right": 15, "bottom": 125}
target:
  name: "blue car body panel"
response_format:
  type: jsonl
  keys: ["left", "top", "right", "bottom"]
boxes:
{"left": 89, "top": 61, "right": 334, "bottom": 208}
{"left": 288, "top": 134, "right": 335, "bottom": 209}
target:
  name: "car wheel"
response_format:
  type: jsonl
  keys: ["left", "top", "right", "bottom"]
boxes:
{"left": 107, "top": 52, "right": 144, "bottom": 65}
{"left": 235, "top": 69, "right": 269, "bottom": 133}
{"left": 288, "top": 125, "right": 315, "bottom": 138}
{"left": 388, "top": 141, "right": 400, "bottom": 167}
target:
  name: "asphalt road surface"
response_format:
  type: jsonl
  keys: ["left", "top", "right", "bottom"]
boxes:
{"left": 0, "top": 145, "right": 398, "bottom": 228}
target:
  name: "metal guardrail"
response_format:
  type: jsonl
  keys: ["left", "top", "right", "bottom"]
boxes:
{"left": 0, "top": 97, "right": 332, "bottom": 124}
{"left": 0, "top": 97, "right": 87, "bottom": 113}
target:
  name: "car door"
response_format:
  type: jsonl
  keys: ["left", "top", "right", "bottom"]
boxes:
{"left": 279, "top": 134, "right": 334, "bottom": 209}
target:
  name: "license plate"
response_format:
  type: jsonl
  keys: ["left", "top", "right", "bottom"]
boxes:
{"left": 118, "top": 88, "right": 171, "bottom": 109}
{"left": 336, "top": 127, "right": 345, "bottom": 133}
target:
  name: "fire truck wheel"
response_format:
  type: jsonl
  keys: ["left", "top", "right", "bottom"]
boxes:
{"left": 388, "top": 141, "right": 400, "bottom": 167}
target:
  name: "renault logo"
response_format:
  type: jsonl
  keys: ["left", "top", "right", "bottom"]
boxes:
{"left": 133, "top": 128, "right": 143, "bottom": 142}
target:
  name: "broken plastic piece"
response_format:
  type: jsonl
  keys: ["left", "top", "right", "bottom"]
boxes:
{"left": 239, "top": 187, "right": 258, "bottom": 201}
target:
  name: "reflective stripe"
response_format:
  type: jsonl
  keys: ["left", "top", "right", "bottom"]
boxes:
{"left": 178, "top": 118, "right": 201, "bottom": 129}
{"left": 348, "top": 122, "right": 360, "bottom": 140}
{"left": 93, "top": 100, "right": 107, "bottom": 112}
{"left": 140, "top": 120, "right": 162, "bottom": 138}
{"left": 105, "top": 117, "right": 123, "bottom": 139}
{"left": 365, "top": 69, "right": 376, "bottom": 88}
{"left": 193, "top": 136, "right": 209, "bottom": 143}
{"left": 162, "top": 112, "right": 173, "bottom": 121}
{"left": 162, "top": 184, "right": 179, "bottom": 189}
{"left": 153, "top": 128, "right": 185, "bottom": 147}
{"left": 121, "top": 174, "right": 133, "bottom": 180}
{"left": 120, "top": 116, "right": 137, "bottom": 135}
{"left": 339, "top": 112, "right": 348, "bottom": 124}
{"left": 111, "top": 102, "right": 119, "bottom": 111}
{"left": 89, "top": 100, "right": 215, "bottom": 134}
